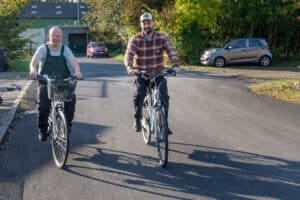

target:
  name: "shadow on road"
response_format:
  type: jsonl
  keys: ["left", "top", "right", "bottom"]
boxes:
{"left": 64, "top": 140, "right": 300, "bottom": 200}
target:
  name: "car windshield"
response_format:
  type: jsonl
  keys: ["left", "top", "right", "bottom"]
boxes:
{"left": 91, "top": 42, "right": 105, "bottom": 47}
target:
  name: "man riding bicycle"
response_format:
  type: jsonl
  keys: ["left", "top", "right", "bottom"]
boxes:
{"left": 29, "top": 26, "right": 83, "bottom": 142}
{"left": 124, "top": 13, "right": 181, "bottom": 134}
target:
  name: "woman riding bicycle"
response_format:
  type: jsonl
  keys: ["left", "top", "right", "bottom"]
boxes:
{"left": 124, "top": 13, "right": 181, "bottom": 134}
{"left": 29, "top": 26, "right": 83, "bottom": 142}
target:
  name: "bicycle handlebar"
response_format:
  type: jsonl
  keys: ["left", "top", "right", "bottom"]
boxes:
{"left": 34, "top": 74, "right": 84, "bottom": 82}
{"left": 135, "top": 68, "right": 176, "bottom": 79}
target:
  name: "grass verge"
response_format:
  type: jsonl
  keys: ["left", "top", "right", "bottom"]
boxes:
{"left": 249, "top": 79, "right": 300, "bottom": 104}
{"left": 9, "top": 59, "right": 29, "bottom": 72}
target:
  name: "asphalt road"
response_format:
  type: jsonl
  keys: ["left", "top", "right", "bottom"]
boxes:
{"left": 1, "top": 57, "right": 300, "bottom": 200}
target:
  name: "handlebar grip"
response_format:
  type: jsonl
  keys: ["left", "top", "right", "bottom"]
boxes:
{"left": 70, "top": 75, "right": 84, "bottom": 80}
{"left": 166, "top": 68, "right": 177, "bottom": 76}
{"left": 135, "top": 71, "right": 149, "bottom": 78}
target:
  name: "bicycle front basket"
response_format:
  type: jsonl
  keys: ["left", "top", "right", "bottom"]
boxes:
{"left": 47, "top": 80, "right": 76, "bottom": 101}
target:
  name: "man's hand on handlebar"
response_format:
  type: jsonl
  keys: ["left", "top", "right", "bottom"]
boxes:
{"left": 134, "top": 70, "right": 150, "bottom": 79}
{"left": 30, "top": 69, "right": 38, "bottom": 79}
{"left": 73, "top": 71, "right": 83, "bottom": 80}
{"left": 166, "top": 68, "right": 176, "bottom": 76}
{"left": 172, "top": 64, "right": 181, "bottom": 74}
{"left": 127, "top": 67, "right": 139, "bottom": 76}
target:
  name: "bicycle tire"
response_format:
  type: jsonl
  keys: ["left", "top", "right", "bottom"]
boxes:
{"left": 141, "top": 101, "right": 151, "bottom": 144}
{"left": 154, "top": 109, "right": 168, "bottom": 168}
{"left": 51, "top": 110, "right": 69, "bottom": 168}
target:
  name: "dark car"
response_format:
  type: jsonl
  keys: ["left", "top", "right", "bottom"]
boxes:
{"left": 86, "top": 42, "right": 109, "bottom": 58}
{"left": 200, "top": 38, "right": 272, "bottom": 67}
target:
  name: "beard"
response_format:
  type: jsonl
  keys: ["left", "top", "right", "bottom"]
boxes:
{"left": 143, "top": 27, "right": 153, "bottom": 35}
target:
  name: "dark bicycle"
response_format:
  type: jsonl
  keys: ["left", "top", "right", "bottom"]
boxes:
{"left": 36, "top": 75, "right": 78, "bottom": 168}
{"left": 137, "top": 69, "right": 176, "bottom": 168}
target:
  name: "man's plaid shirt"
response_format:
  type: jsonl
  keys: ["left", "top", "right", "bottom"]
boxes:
{"left": 124, "top": 31, "right": 179, "bottom": 75}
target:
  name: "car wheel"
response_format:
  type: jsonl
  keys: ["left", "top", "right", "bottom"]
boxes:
{"left": 259, "top": 56, "right": 271, "bottom": 66}
{"left": 214, "top": 57, "right": 225, "bottom": 67}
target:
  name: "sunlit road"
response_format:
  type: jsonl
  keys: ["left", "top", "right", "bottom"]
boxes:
{"left": 1, "top": 57, "right": 300, "bottom": 200}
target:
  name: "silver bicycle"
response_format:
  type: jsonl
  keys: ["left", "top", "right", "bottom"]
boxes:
{"left": 137, "top": 69, "right": 176, "bottom": 168}
{"left": 37, "top": 75, "right": 77, "bottom": 168}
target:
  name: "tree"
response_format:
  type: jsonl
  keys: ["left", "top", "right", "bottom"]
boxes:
{"left": 83, "top": 0, "right": 299, "bottom": 63}
{"left": 218, "top": 0, "right": 298, "bottom": 57}
{"left": 153, "top": 0, "right": 221, "bottom": 64}
{"left": 83, "top": 0, "right": 175, "bottom": 53}
{"left": 0, "top": 0, "right": 31, "bottom": 60}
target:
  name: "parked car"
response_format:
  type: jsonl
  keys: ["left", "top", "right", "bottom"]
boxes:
{"left": 200, "top": 38, "right": 272, "bottom": 67}
{"left": 86, "top": 42, "right": 109, "bottom": 58}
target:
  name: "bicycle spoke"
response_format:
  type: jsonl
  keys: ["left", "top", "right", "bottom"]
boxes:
{"left": 51, "top": 111, "right": 69, "bottom": 168}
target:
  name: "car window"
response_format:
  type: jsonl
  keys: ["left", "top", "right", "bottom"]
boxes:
{"left": 96, "top": 42, "right": 105, "bottom": 47}
{"left": 230, "top": 39, "right": 246, "bottom": 48}
{"left": 249, "top": 39, "right": 263, "bottom": 47}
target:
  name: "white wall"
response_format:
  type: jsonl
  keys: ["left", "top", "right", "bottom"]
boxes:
{"left": 20, "top": 28, "right": 46, "bottom": 50}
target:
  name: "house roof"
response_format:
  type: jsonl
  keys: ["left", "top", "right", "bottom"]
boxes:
{"left": 19, "top": 2, "right": 88, "bottom": 19}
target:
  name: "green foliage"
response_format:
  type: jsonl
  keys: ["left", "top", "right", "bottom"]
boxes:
{"left": 83, "top": 0, "right": 300, "bottom": 64}
{"left": 9, "top": 59, "right": 29, "bottom": 72}
{"left": 271, "top": 47, "right": 285, "bottom": 63}
{"left": 0, "top": 0, "right": 31, "bottom": 61}
{"left": 155, "top": 0, "right": 221, "bottom": 64}
{"left": 218, "top": 0, "right": 298, "bottom": 56}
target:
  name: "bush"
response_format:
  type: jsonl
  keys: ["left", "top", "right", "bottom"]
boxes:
{"left": 271, "top": 47, "right": 284, "bottom": 63}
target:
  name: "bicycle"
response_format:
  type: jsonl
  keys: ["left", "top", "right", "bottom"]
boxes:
{"left": 137, "top": 69, "right": 176, "bottom": 168}
{"left": 36, "top": 75, "right": 78, "bottom": 168}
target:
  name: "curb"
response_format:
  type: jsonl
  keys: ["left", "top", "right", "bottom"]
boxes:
{"left": 0, "top": 80, "right": 33, "bottom": 143}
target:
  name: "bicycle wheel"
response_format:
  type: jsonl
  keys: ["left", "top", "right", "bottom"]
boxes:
{"left": 51, "top": 110, "right": 69, "bottom": 168}
{"left": 141, "top": 102, "right": 151, "bottom": 144}
{"left": 154, "top": 109, "right": 168, "bottom": 168}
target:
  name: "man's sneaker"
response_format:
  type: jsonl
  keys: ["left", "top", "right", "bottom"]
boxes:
{"left": 168, "top": 128, "right": 173, "bottom": 135}
{"left": 133, "top": 119, "right": 141, "bottom": 132}
{"left": 38, "top": 131, "right": 48, "bottom": 142}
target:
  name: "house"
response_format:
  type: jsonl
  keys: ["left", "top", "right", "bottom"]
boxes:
{"left": 18, "top": 1, "right": 89, "bottom": 55}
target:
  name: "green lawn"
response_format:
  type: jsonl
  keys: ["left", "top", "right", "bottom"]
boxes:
{"left": 249, "top": 79, "right": 300, "bottom": 104}
{"left": 9, "top": 59, "right": 30, "bottom": 72}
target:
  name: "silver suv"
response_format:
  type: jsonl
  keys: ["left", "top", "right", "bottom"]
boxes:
{"left": 200, "top": 38, "right": 272, "bottom": 67}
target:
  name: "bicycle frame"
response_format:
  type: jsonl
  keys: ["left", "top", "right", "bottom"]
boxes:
{"left": 139, "top": 69, "right": 176, "bottom": 168}
{"left": 145, "top": 80, "right": 165, "bottom": 137}
{"left": 48, "top": 99, "right": 65, "bottom": 139}
{"left": 36, "top": 75, "right": 77, "bottom": 168}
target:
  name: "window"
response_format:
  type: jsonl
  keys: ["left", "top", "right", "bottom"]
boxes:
{"left": 249, "top": 39, "right": 263, "bottom": 47}
{"left": 231, "top": 39, "right": 246, "bottom": 48}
